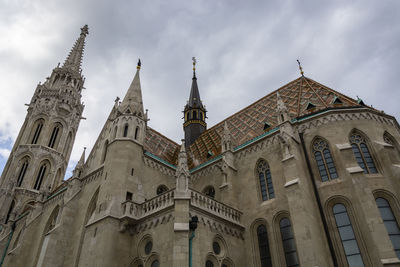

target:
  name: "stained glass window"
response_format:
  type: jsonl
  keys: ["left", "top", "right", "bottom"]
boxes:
{"left": 312, "top": 138, "right": 338, "bottom": 182}
{"left": 257, "top": 161, "right": 275, "bottom": 201}
{"left": 350, "top": 133, "right": 377, "bottom": 174}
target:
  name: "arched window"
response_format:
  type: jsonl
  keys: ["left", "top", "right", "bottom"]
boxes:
{"left": 349, "top": 132, "right": 377, "bottom": 174}
{"left": 203, "top": 186, "right": 215, "bottom": 199}
{"left": 384, "top": 132, "right": 400, "bottom": 158}
{"left": 156, "top": 185, "right": 169, "bottom": 195}
{"left": 134, "top": 127, "right": 139, "bottom": 140}
{"left": 279, "top": 218, "right": 299, "bottom": 267}
{"left": 37, "top": 206, "right": 60, "bottom": 266}
{"left": 31, "top": 119, "right": 44, "bottom": 144}
{"left": 375, "top": 198, "right": 400, "bottom": 258}
{"left": 257, "top": 224, "right": 272, "bottom": 267}
{"left": 151, "top": 260, "right": 159, "bottom": 267}
{"left": 257, "top": 160, "right": 275, "bottom": 201}
{"left": 332, "top": 203, "right": 365, "bottom": 266}
{"left": 48, "top": 123, "right": 62, "bottom": 149}
{"left": 123, "top": 124, "right": 129, "bottom": 137}
{"left": 101, "top": 140, "right": 109, "bottom": 164}
{"left": 16, "top": 158, "right": 29, "bottom": 187}
{"left": 206, "top": 260, "right": 214, "bottom": 267}
{"left": 312, "top": 138, "right": 338, "bottom": 182}
{"left": 34, "top": 162, "right": 49, "bottom": 190}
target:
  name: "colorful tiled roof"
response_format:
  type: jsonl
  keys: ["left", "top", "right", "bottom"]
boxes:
{"left": 145, "top": 76, "right": 369, "bottom": 169}
{"left": 144, "top": 127, "right": 180, "bottom": 166}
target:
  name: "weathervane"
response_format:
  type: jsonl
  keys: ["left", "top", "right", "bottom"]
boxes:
{"left": 297, "top": 59, "right": 304, "bottom": 76}
{"left": 137, "top": 58, "right": 141, "bottom": 70}
{"left": 192, "top": 57, "right": 197, "bottom": 77}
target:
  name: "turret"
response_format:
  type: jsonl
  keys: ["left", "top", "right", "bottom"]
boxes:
{"left": 183, "top": 57, "right": 207, "bottom": 147}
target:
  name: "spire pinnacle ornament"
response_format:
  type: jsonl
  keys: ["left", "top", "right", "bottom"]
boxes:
{"left": 297, "top": 59, "right": 304, "bottom": 76}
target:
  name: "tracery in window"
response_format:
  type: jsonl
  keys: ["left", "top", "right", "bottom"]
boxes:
{"left": 34, "top": 162, "right": 49, "bottom": 190}
{"left": 349, "top": 132, "right": 377, "bottom": 174}
{"left": 312, "top": 138, "right": 338, "bottom": 182}
{"left": 375, "top": 197, "right": 400, "bottom": 258}
{"left": 257, "top": 160, "right": 275, "bottom": 201}
{"left": 279, "top": 218, "right": 299, "bottom": 267}
{"left": 48, "top": 123, "right": 62, "bottom": 149}
{"left": 31, "top": 119, "right": 44, "bottom": 144}
{"left": 332, "top": 203, "right": 365, "bottom": 267}
{"left": 257, "top": 224, "right": 272, "bottom": 267}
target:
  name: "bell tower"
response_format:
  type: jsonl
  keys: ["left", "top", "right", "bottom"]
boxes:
{"left": 0, "top": 25, "right": 89, "bottom": 225}
{"left": 183, "top": 57, "right": 207, "bottom": 147}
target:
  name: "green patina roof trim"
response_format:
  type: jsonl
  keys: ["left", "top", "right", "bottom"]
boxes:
{"left": 47, "top": 187, "right": 67, "bottom": 201}
{"left": 145, "top": 151, "right": 177, "bottom": 169}
{"left": 190, "top": 154, "right": 222, "bottom": 173}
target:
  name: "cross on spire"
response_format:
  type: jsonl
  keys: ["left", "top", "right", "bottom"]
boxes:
{"left": 297, "top": 59, "right": 304, "bottom": 76}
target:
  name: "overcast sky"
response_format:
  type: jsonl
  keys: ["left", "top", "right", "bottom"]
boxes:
{"left": 1, "top": 0, "right": 400, "bottom": 178}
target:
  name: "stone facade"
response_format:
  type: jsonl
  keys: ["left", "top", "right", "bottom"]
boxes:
{"left": 1, "top": 25, "right": 400, "bottom": 267}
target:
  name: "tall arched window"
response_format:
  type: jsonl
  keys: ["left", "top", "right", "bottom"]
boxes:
{"left": 312, "top": 138, "right": 338, "bottom": 182}
{"left": 332, "top": 203, "right": 365, "bottom": 266}
{"left": 37, "top": 206, "right": 60, "bottom": 266}
{"left": 257, "top": 224, "right": 272, "bottom": 267}
{"left": 48, "top": 123, "right": 62, "bottom": 149}
{"left": 279, "top": 218, "right": 299, "bottom": 267}
{"left": 31, "top": 119, "right": 44, "bottom": 144}
{"left": 375, "top": 198, "right": 400, "bottom": 258}
{"left": 257, "top": 160, "right": 275, "bottom": 201}
{"left": 34, "top": 162, "right": 49, "bottom": 190}
{"left": 16, "top": 158, "right": 29, "bottom": 187}
{"left": 123, "top": 124, "right": 129, "bottom": 137}
{"left": 349, "top": 132, "right": 377, "bottom": 174}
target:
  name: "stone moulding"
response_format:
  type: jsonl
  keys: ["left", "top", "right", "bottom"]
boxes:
{"left": 81, "top": 166, "right": 103, "bottom": 186}
{"left": 143, "top": 153, "right": 176, "bottom": 177}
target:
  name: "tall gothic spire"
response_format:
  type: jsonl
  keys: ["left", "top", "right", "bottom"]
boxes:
{"left": 183, "top": 57, "right": 207, "bottom": 147}
{"left": 120, "top": 59, "right": 144, "bottom": 118}
{"left": 62, "top": 25, "right": 89, "bottom": 72}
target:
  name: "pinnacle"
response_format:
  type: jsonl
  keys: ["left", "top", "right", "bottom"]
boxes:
{"left": 62, "top": 25, "right": 89, "bottom": 73}
{"left": 120, "top": 64, "right": 145, "bottom": 118}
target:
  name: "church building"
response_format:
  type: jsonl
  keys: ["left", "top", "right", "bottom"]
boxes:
{"left": 1, "top": 25, "right": 400, "bottom": 267}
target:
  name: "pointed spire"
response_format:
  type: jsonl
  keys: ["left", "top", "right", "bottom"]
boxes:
{"left": 187, "top": 57, "right": 203, "bottom": 108}
{"left": 120, "top": 59, "right": 144, "bottom": 118}
{"left": 77, "top": 147, "right": 86, "bottom": 168}
{"left": 62, "top": 25, "right": 89, "bottom": 72}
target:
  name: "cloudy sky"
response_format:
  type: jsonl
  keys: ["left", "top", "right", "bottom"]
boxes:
{"left": 1, "top": 0, "right": 399, "bottom": 178}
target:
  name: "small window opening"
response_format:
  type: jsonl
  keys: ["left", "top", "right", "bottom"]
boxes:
{"left": 333, "top": 96, "right": 343, "bottom": 105}
{"left": 280, "top": 114, "right": 284, "bottom": 122}
{"left": 306, "top": 102, "right": 316, "bottom": 111}
{"left": 131, "top": 168, "right": 134, "bottom": 176}
{"left": 34, "top": 164, "right": 47, "bottom": 190}
{"left": 157, "top": 185, "right": 169, "bottom": 195}
{"left": 134, "top": 127, "right": 139, "bottom": 140}
{"left": 193, "top": 111, "right": 197, "bottom": 120}
{"left": 126, "top": 192, "right": 133, "bottom": 201}
{"left": 123, "top": 124, "right": 129, "bottom": 137}
{"left": 263, "top": 122, "right": 271, "bottom": 130}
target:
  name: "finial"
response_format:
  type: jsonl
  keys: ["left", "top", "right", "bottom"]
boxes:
{"left": 296, "top": 59, "right": 304, "bottom": 76}
{"left": 80, "top": 25, "right": 89, "bottom": 37}
{"left": 137, "top": 58, "right": 141, "bottom": 70}
{"left": 192, "top": 57, "right": 196, "bottom": 78}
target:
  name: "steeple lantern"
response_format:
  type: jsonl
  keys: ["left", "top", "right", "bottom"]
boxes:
{"left": 183, "top": 57, "right": 207, "bottom": 147}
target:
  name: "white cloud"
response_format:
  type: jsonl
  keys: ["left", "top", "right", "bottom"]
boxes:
{"left": 0, "top": 148, "right": 11, "bottom": 159}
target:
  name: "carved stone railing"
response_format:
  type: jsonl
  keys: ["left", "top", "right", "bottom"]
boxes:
{"left": 18, "top": 144, "right": 63, "bottom": 158}
{"left": 120, "top": 188, "right": 242, "bottom": 227}
{"left": 189, "top": 189, "right": 242, "bottom": 226}
{"left": 121, "top": 189, "right": 175, "bottom": 222}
